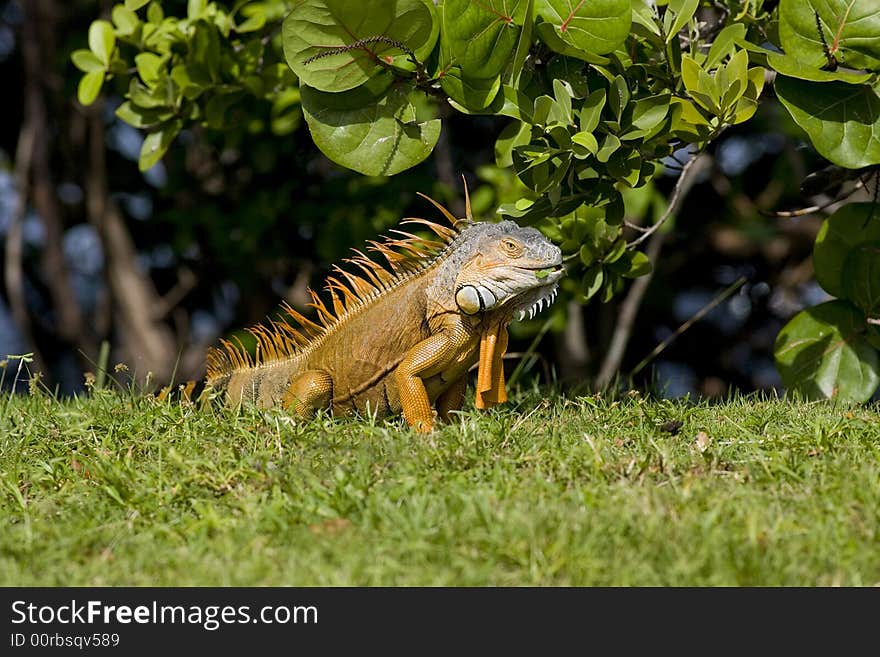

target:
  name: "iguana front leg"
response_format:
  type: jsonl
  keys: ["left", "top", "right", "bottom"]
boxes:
{"left": 436, "top": 375, "right": 467, "bottom": 423}
{"left": 282, "top": 369, "right": 333, "bottom": 419}
{"left": 475, "top": 321, "right": 509, "bottom": 408}
{"left": 395, "top": 330, "right": 470, "bottom": 432}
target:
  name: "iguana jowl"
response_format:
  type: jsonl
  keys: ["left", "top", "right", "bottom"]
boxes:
{"left": 206, "top": 192, "right": 563, "bottom": 432}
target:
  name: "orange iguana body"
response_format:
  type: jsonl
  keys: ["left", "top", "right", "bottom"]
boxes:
{"left": 205, "top": 192, "right": 562, "bottom": 432}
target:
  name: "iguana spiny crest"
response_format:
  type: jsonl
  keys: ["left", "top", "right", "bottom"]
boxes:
{"left": 206, "top": 190, "right": 562, "bottom": 432}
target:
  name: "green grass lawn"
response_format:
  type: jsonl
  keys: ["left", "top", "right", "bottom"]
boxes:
{"left": 1, "top": 386, "right": 878, "bottom": 586}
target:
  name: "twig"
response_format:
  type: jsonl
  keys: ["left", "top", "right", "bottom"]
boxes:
{"left": 629, "top": 276, "right": 747, "bottom": 378}
{"left": 152, "top": 267, "right": 197, "bottom": 321}
{"left": 762, "top": 177, "right": 865, "bottom": 217}
{"left": 627, "top": 153, "right": 711, "bottom": 250}
{"left": 624, "top": 220, "right": 650, "bottom": 233}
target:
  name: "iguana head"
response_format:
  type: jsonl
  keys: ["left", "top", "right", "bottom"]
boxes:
{"left": 451, "top": 221, "right": 564, "bottom": 321}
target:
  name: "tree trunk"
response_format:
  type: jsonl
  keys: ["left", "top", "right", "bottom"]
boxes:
{"left": 85, "top": 110, "right": 177, "bottom": 385}
{"left": 12, "top": 0, "right": 96, "bottom": 374}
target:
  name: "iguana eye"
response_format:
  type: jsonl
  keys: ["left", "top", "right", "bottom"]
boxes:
{"left": 500, "top": 238, "right": 522, "bottom": 257}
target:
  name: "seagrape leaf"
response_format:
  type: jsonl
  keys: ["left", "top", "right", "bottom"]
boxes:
{"left": 536, "top": 0, "right": 630, "bottom": 55}
{"left": 775, "top": 76, "right": 880, "bottom": 168}
{"left": 534, "top": 20, "right": 610, "bottom": 64}
{"left": 775, "top": 300, "right": 879, "bottom": 402}
{"left": 440, "top": 68, "right": 502, "bottom": 112}
{"left": 495, "top": 120, "right": 532, "bottom": 167}
{"left": 813, "top": 203, "right": 880, "bottom": 298}
{"left": 300, "top": 83, "right": 440, "bottom": 175}
{"left": 842, "top": 241, "right": 880, "bottom": 314}
{"left": 283, "top": 0, "right": 437, "bottom": 93}
{"left": 766, "top": 51, "right": 873, "bottom": 84}
{"left": 443, "top": 0, "right": 528, "bottom": 79}
{"left": 779, "top": 0, "right": 880, "bottom": 74}
{"left": 509, "top": 0, "right": 534, "bottom": 85}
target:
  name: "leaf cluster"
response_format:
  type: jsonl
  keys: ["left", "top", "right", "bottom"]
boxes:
{"left": 73, "top": 0, "right": 299, "bottom": 170}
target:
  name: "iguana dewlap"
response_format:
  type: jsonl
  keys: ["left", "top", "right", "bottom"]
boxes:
{"left": 205, "top": 193, "right": 563, "bottom": 432}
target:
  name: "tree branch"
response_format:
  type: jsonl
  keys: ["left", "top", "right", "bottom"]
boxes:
{"left": 626, "top": 152, "right": 711, "bottom": 250}
{"left": 11, "top": 0, "right": 95, "bottom": 374}
{"left": 152, "top": 267, "right": 197, "bottom": 321}
{"left": 3, "top": 110, "right": 48, "bottom": 376}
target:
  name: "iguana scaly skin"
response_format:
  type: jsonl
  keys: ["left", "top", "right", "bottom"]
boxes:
{"left": 205, "top": 192, "right": 563, "bottom": 432}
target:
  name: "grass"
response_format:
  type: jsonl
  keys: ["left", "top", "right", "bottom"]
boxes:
{"left": 1, "top": 383, "right": 879, "bottom": 586}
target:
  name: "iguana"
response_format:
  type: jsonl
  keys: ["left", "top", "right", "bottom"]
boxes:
{"left": 205, "top": 190, "right": 563, "bottom": 432}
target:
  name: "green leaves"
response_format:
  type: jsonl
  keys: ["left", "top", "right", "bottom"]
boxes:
{"left": 765, "top": 51, "right": 873, "bottom": 84}
{"left": 439, "top": 67, "right": 502, "bottom": 112}
{"left": 775, "top": 300, "right": 879, "bottom": 402}
{"left": 139, "top": 120, "right": 182, "bottom": 171}
{"left": 438, "top": 0, "right": 532, "bottom": 112}
{"left": 776, "top": 203, "right": 880, "bottom": 402}
{"left": 778, "top": 0, "right": 880, "bottom": 73}
{"left": 842, "top": 242, "right": 880, "bottom": 315}
{"left": 769, "top": 1, "right": 880, "bottom": 169}
{"left": 72, "top": 19, "right": 117, "bottom": 104}
{"left": 443, "top": 0, "right": 528, "bottom": 79}
{"left": 74, "top": 0, "right": 305, "bottom": 175}
{"left": 89, "top": 20, "right": 116, "bottom": 66}
{"left": 301, "top": 83, "right": 440, "bottom": 176}
{"left": 535, "top": 0, "right": 630, "bottom": 56}
{"left": 812, "top": 203, "right": 880, "bottom": 298}
{"left": 680, "top": 50, "right": 765, "bottom": 126}
{"left": 775, "top": 77, "right": 880, "bottom": 169}
{"left": 773, "top": 33, "right": 880, "bottom": 399}
{"left": 283, "top": 0, "right": 437, "bottom": 93}
{"left": 283, "top": 0, "right": 442, "bottom": 173}
{"left": 77, "top": 71, "right": 105, "bottom": 106}
{"left": 664, "top": 0, "right": 699, "bottom": 44}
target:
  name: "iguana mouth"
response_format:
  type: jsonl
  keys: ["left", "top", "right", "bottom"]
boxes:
{"left": 510, "top": 260, "right": 563, "bottom": 321}
{"left": 515, "top": 284, "right": 560, "bottom": 321}
{"left": 521, "top": 261, "right": 563, "bottom": 274}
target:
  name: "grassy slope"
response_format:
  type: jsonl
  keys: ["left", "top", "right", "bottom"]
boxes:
{"left": 1, "top": 388, "right": 878, "bottom": 586}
